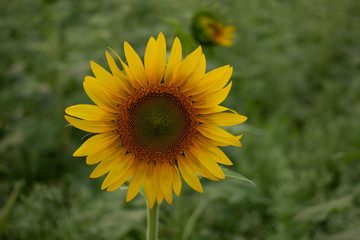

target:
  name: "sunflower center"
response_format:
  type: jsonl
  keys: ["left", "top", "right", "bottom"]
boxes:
{"left": 129, "top": 93, "right": 188, "bottom": 151}
{"left": 116, "top": 85, "right": 198, "bottom": 163}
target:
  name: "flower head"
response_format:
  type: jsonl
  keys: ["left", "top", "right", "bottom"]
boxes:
{"left": 192, "top": 11, "right": 235, "bottom": 47}
{"left": 65, "top": 33, "right": 247, "bottom": 208}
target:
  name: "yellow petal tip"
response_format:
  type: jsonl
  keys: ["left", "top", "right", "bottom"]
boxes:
{"left": 89, "top": 174, "right": 96, "bottom": 179}
{"left": 124, "top": 41, "right": 131, "bottom": 49}
{"left": 126, "top": 194, "right": 135, "bottom": 202}
{"left": 72, "top": 151, "right": 83, "bottom": 157}
{"left": 147, "top": 200, "right": 155, "bottom": 209}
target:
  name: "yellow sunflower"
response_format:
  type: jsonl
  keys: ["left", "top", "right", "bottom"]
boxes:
{"left": 192, "top": 11, "right": 235, "bottom": 47}
{"left": 65, "top": 33, "right": 247, "bottom": 208}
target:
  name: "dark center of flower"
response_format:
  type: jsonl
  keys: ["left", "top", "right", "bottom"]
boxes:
{"left": 116, "top": 85, "right": 198, "bottom": 163}
{"left": 129, "top": 93, "right": 189, "bottom": 153}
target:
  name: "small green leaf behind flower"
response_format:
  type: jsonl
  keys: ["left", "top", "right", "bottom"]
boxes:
{"left": 163, "top": 17, "right": 195, "bottom": 54}
{"left": 221, "top": 167, "right": 255, "bottom": 186}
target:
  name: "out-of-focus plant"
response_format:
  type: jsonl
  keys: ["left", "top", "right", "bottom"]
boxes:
{"left": 191, "top": 11, "right": 235, "bottom": 47}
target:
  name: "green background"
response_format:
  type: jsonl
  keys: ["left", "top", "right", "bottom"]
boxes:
{"left": 1, "top": 0, "right": 360, "bottom": 239}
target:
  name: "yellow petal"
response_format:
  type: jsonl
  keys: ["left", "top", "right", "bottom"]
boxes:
{"left": 177, "top": 155, "right": 203, "bottom": 193}
{"left": 145, "top": 33, "right": 166, "bottom": 85}
{"left": 199, "top": 112, "right": 247, "bottom": 126}
{"left": 189, "top": 65, "right": 232, "bottom": 96}
{"left": 83, "top": 78, "right": 119, "bottom": 113}
{"left": 172, "top": 46, "right": 202, "bottom": 87}
{"left": 181, "top": 54, "right": 206, "bottom": 92}
{"left": 90, "top": 156, "right": 117, "bottom": 178}
{"left": 236, "top": 134, "right": 243, "bottom": 140}
{"left": 73, "top": 132, "right": 118, "bottom": 156}
{"left": 65, "top": 104, "right": 115, "bottom": 121}
{"left": 198, "top": 124, "right": 241, "bottom": 147}
{"left": 211, "top": 66, "right": 233, "bottom": 91}
{"left": 172, "top": 165, "right": 182, "bottom": 196}
{"left": 106, "top": 166, "right": 135, "bottom": 192}
{"left": 196, "top": 106, "right": 229, "bottom": 115}
{"left": 153, "top": 165, "right": 164, "bottom": 204}
{"left": 154, "top": 32, "right": 166, "bottom": 84}
{"left": 86, "top": 141, "right": 119, "bottom": 165}
{"left": 85, "top": 76, "right": 124, "bottom": 102}
{"left": 90, "top": 61, "right": 127, "bottom": 99}
{"left": 126, "top": 161, "right": 148, "bottom": 201}
{"left": 144, "top": 37, "right": 157, "bottom": 84}
{"left": 90, "top": 60, "right": 112, "bottom": 81}
{"left": 101, "top": 152, "right": 134, "bottom": 190}
{"left": 194, "top": 82, "right": 232, "bottom": 108}
{"left": 211, "top": 149, "right": 233, "bottom": 165}
{"left": 157, "top": 192, "right": 164, "bottom": 204}
{"left": 118, "top": 55, "right": 142, "bottom": 90}
{"left": 65, "top": 115, "right": 115, "bottom": 134}
{"left": 216, "top": 25, "right": 235, "bottom": 47}
{"left": 189, "top": 145, "right": 225, "bottom": 179}
{"left": 196, "top": 138, "right": 233, "bottom": 165}
{"left": 124, "top": 41, "right": 147, "bottom": 87}
{"left": 144, "top": 163, "right": 156, "bottom": 209}
{"left": 199, "top": 132, "right": 243, "bottom": 147}
{"left": 105, "top": 51, "right": 133, "bottom": 94}
{"left": 164, "top": 37, "right": 182, "bottom": 85}
{"left": 160, "top": 161, "right": 173, "bottom": 204}
{"left": 185, "top": 151, "right": 218, "bottom": 180}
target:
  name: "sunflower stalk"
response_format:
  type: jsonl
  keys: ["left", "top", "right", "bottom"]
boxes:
{"left": 147, "top": 202, "right": 159, "bottom": 240}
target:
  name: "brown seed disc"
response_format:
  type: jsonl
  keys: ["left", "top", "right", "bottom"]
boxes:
{"left": 116, "top": 84, "right": 198, "bottom": 163}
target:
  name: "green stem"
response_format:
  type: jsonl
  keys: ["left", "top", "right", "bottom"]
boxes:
{"left": 147, "top": 201, "right": 159, "bottom": 240}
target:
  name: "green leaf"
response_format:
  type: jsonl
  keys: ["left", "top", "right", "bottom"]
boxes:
{"left": 163, "top": 16, "right": 195, "bottom": 55}
{"left": 221, "top": 168, "right": 255, "bottom": 186}
{"left": 176, "top": 30, "right": 195, "bottom": 55}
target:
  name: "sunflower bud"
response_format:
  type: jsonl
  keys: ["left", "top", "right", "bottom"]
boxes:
{"left": 191, "top": 11, "right": 235, "bottom": 47}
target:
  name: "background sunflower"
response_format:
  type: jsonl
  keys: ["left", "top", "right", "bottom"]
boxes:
{"left": 1, "top": 0, "right": 360, "bottom": 239}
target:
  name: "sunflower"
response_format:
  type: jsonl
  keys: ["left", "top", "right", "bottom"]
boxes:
{"left": 192, "top": 11, "right": 235, "bottom": 47}
{"left": 65, "top": 33, "right": 247, "bottom": 208}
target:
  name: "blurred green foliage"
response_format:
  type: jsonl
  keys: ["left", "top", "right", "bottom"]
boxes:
{"left": 1, "top": 0, "right": 360, "bottom": 239}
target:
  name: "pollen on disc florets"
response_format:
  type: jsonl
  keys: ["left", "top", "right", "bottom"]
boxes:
{"left": 115, "top": 84, "right": 198, "bottom": 163}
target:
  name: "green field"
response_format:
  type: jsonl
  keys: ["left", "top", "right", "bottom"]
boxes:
{"left": 1, "top": 0, "right": 360, "bottom": 239}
